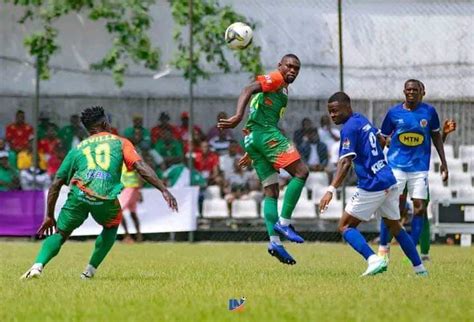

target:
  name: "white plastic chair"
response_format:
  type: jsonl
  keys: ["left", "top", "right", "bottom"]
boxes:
{"left": 292, "top": 199, "right": 316, "bottom": 218}
{"left": 202, "top": 198, "right": 228, "bottom": 218}
{"left": 205, "top": 185, "right": 221, "bottom": 199}
{"left": 305, "top": 172, "right": 328, "bottom": 189}
{"left": 319, "top": 200, "right": 343, "bottom": 220}
{"left": 231, "top": 199, "right": 259, "bottom": 219}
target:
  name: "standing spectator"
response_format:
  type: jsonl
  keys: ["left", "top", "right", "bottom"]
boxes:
{"left": 6, "top": 110, "right": 33, "bottom": 152}
{"left": 153, "top": 128, "right": 184, "bottom": 167}
{"left": 219, "top": 140, "right": 243, "bottom": 176}
{"left": 194, "top": 141, "right": 220, "bottom": 183}
{"left": 17, "top": 138, "right": 47, "bottom": 171}
{"left": 318, "top": 115, "right": 340, "bottom": 148}
{"left": 293, "top": 117, "right": 314, "bottom": 147}
{"left": 0, "top": 151, "right": 20, "bottom": 191}
{"left": 297, "top": 128, "right": 328, "bottom": 172}
{"left": 58, "top": 114, "right": 88, "bottom": 151}
{"left": 37, "top": 111, "right": 59, "bottom": 140}
{"left": 207, "top": 111, "right": 234, "bottom": 141}
{"left": 120, "top": 165, "right": 143, "bottom": 243}
{"left": 151, "top": 112, "right": 180, "bottom": 144}
{"left": 131, "top": 127, "right": 151, "bottom": 154}
{"left": 0, "top": 138, "right": 17, "bottom": 169}
{"left": 38, "top": 125, "right": 61, "bottom": 156}
{"left": 123, "top": 115, "right": 151, "bottom": 146}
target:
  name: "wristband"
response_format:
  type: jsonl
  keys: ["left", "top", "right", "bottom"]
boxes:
{"left": 326, "top": 185, "right": 336, "bottom": 194}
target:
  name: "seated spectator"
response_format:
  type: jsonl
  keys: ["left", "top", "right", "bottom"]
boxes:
{"left": 224, "top": 159, "right": 252, "bottom": 204}
{"left": 6, "top": 110, "right": 33, "bottom": 152}
{"left": 293, "top": 117, "right": 314, "bottom": 147}
{"left": 297, "top": 128, "right": 328, "bottom": 172}
{"left": 318, "top": 115, "right": 340, "bottom": 148}
{"left": 207, "top": 111, "right": 234, "bottom": 141}
{"left": 123, "top": 115, "right": 151, "bottom": 146}
{"left": 151, "top": 112, "right": 180, "bottom": 144}
{"left": 177, "top": 111, "right": 204, "bottom": 146}
{"left": 153, "top": 127, "right": 184, "bottom": 167}
{"left": 131, "top": 127, "right": 152, "bottom": 154}
{"left": 194, "top": 141, "right": 220, "bottom": 183}
{"left": 58, "top": 114, "right": 88, "bottom": 151}
{"left": 219, "top": 140, "right": 243, "bottom": 176}
{"left": 47, "top": 147, "right": 66, "bottom": 178}
{"left": 37, "top": 111, "right": 59, "bottom": 140}
{"left": 20, "top": 166, "right": 51, "bottom": 190}
{"left": 0, "top": 138, "right": 17, "bottom": 169}
{"left": 17, "top": 138, "right": 47, "bottom": 171}
{"left": 38, "top": 125, "right": 61, "bottom": 156}
{"left": 209, "top": 129, "right": 233, "bottom": 155}
{"left": 0, "top": 151, "right": 20, "bottom": 191}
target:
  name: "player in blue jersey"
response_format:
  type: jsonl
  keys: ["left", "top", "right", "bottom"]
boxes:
{"left": 319, "top": 92, "right": 427, "bottom": 276}
{"left": 377, "top": 80, "right": 448, "bottom": 259}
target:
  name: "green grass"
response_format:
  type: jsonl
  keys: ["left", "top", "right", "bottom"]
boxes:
{"left": 1, "top": 242, "right": 473, "bottom": 322}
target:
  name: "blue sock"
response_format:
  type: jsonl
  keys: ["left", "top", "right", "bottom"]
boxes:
{"left": 379, "top": 220, "right": 390, "bottom": 247}
{"left": 395, "top": 229, "right": 422, "bottom": 266}
{"left": 411, "top": 215, "right": 423, "bottom": 245}
{"left": 343, "top": 228, "right": 374, "bottom": 260}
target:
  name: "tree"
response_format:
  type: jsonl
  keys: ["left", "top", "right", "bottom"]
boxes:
{"left": 7, "top": 0, "right": 263, "bottom": 87}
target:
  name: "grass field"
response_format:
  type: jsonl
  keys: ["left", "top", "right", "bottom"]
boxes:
{"left": 1, "top": 241, "right": 473, "bottom": 322}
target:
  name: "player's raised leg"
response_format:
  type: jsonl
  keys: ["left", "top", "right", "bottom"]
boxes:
{"left": 274, "top": 159, "right": 308, "bottom": 243}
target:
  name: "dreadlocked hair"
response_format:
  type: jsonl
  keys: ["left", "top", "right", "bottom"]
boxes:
{"left": 81, "top": 106, "right": 106, "bottom": 130}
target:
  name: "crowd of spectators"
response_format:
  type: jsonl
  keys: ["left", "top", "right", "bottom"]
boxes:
{"left": 0, "top": 108, "right": 343, "bottom": 212}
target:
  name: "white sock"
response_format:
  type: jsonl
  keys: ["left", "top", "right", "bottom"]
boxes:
{"left": 85, "top": 264, "right": 96, "bottom": 276}
{"left": 279, "top": 218, "right": 291, "bottom": 226}
{"left": 413, "top": 264, "right": 426, "bottom": 273}
{"left": 270, "top": 236, "right": 282, "bottom": 245}
{"left": 378, "top": 245, "right": 390, "bottom": 252}
{"left": 32, "top": 263, "right": 43, "bottom": 271}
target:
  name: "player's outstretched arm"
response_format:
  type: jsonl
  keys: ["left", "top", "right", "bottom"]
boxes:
{"left": 319, "top": 156, "right": 353, "bottom": 212}
{"left": 38, "top": 177, "right": 66, "bottom": 237}
{"left": 217, "top": 82, "right": 262, "bottom": 129}
{"left": 431, "top": 131, "right": 449, "bottom": 182}
{"left": 134, "top": 160, "right": 178, "bottom": 212}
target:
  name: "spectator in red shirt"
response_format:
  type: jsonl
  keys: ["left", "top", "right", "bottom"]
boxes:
{"left": 177, "top": 111, "right": 204, "bottom": 143}
{"left": 6, "top": 110, "right": 33, "bottom": 152}
{"left": 151, "top": 112, "right": 180, "bottom": 144}
{"left": 194, "top": 141, "right": 220, "bottom": 184}
{"left": 47, "top": 147, "right": 66, "bottom": 178}
{"left": 38, "top": 125, "right": 61, "bottom": 156}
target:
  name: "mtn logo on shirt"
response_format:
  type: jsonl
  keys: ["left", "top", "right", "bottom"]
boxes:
{"left": 399, "top": 132, "right": 424, "bottom": 146}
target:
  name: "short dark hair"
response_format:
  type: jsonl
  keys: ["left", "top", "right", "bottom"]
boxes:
{"left": 81, "top": 106, "right": 106, "bottom": 130}
{"left": 281, "top": 53, "right": 300, "bottom": 62}
{"left": 17, "top": 110, "right": 25, "bottom": 114}
{"left": 328, "top": 91, "right": 351, "bottom": 105}
{"left": 404, "top": 79, "right": 421, "bottom": 88}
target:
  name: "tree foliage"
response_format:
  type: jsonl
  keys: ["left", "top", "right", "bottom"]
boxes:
{"left": 6, "top": 0, "right": 262, "bottom": 87}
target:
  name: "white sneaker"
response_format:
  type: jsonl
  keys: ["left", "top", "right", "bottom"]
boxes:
{"left": 20, "top": 267, "right": 42, "bottom": 280}
{"left": 361, "top": 255, "right": 387, "bottom": 277}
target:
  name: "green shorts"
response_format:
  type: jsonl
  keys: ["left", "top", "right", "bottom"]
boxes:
{"left": 243, "top": 128, "right": 300, "bottom": 186}
{"left": 57, "top": 185, "right": 122, "bottom": 233}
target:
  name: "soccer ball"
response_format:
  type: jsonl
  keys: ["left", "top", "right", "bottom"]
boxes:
{"left": 224, "top": 22, "right": 253, "bottom": 49}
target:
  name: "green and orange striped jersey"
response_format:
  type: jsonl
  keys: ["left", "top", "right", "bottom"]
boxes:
{"left": 245, "top": 70, "right": 289, "bottom": 131}
{"left": 56, "top": 132, "right": 141, "bottom": 200}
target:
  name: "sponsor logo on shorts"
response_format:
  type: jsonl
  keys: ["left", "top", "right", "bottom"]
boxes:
{"left": 342, "top": 138, "right": 351, "bottom": 150}
{"left": 420, "top": 119, "right": 428, "bottom": 127}
{"left": 398, "top": 132, "right": 424, "bottom": 146}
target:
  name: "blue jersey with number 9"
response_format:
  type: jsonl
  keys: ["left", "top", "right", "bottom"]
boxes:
{"left": 339, "top": 113, "right": 396, "bottom": 191}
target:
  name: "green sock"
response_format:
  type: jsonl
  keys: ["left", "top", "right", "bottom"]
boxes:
{"left": 35, "top": 233, "right": 64, "bottom": 266}
{"left": 89, "top": 227, "right": 118, "bottom": 269}
{"left": 420, "top": 215, "right": 431, "bottom": 255}
{"left": 263, "top": 197, "right": 278, "bottom": 236}
{"left": 280, "top": 177, "right": 306, "bottom": 219}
